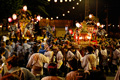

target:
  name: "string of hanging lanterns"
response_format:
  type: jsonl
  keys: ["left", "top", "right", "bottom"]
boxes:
{"left": 45, "top": 0, "right": 82, "bottom": 20}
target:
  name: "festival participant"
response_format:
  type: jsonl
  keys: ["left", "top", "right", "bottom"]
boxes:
{"left": 26, "top": 52, "right": 49, "bottom": 76}
{"left": 1, "top": 42, "right": 10, "bottom": 59}
{"left": 112, "top": 45, "right": 120, "bottom": 73}
{"left": 93, "top": 45, "right": 100, "bottom": 69}
{"left": 81, "top": 46, "right": 96, "bottom": 71}
{"left": 6, "top": 55, "right": 36, "bottom": 80}
{"left": 114, "top": 66, "right": 120, "bottom": 80}
{"left": 99, "top": 45, "right": 108, "bottom": 74}
{"left": 24, "top": 21, "right": 34, "bottom": 36}
{"left": 9, "top": 22, "right": 17, "bottom": 39}
{"left": 41, "top": 63, "right": 63, "bottom": 80}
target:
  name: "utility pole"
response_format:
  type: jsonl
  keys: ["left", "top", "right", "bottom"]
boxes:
{"left": 85, "top": 0, "right": 89, "bottom": 17}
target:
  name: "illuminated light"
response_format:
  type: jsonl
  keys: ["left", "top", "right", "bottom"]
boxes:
{"left": 0, "top": 25, "right": 2, "bottom": 28}
{"left": 8, "top": 26, "right": 10, "bottom": 29}
{"left": 22, "top": 35, "right": 24, "bottom": 37}
{"left": 8, "top": 17, "right": 12, "bottom": 22}
{"left": 105, "top": 34, "right": 108, "bottom": 37}
{"left": 27, "top": 38, "right": 29, "bottom": 41}
{"left": 76, "top": 22, "right": 80, "bottom": 28}
{"left": 48, "top": 0, "right": 50, "bottom": 2}
{"left": 69, "top": 0, "right": 72, "bottom": 2}
{"left": 72, "top": 7, "right": 75, "bottom": 9}
{"left": 46, "top": 17, "right": 49, "bottom": 20}
{"left": 76, "top": 36, "right": 78, "bottom": 39}
{"left": 69, "top": 29, "right": 73, "bottom": 34}
{"left": 89, "top": 14, "right": 93, "bottom": 19}
{"left": 12, "top": 14, "right": 17, "bottom": 20}
{"left": 87, "top": 36, "right": 91, "bottom": 40}
{"left": 79, "top": 0, "right": 82, "bottom": 2}
{"left": 51, "top": 17, "right": 53, "bottom": 20}
{"left": 101, "top": 25, "right": 104, "bottom": 28}
{"left": 41, "top": 17, "right": 43, "bottom": 19}
{"left": 37, "top": 15, "right": 41, "bottom": 21}
{"left": 56, "top": 16, "right": 58, "bottom": 19}
{"left": 32, "top": 35, "right": 34, "bottom": 37}
{"left": 31, "top": 18, "right": 34, "bottom": 21}
{"left": 118, "top": 25, "right": 119, "bottom": 27}
{"left": 63, "top": 14, "right": 65, "bottom": 16}
{"left": 97, "top": 22, "right": 100, "bottom": 26}
{"left": 73, "top": 0, "right": 75, "bottom": 1}
{"left": 67, "top": 11, "right": 70, "bottom": 13}
{"left": 54, "top": 0, "right": 57, "bottom": 2}
{"left": 60, "top": 0, "right": 63, "bottom": 3}
{"left": 65, "top": 0, "right": 67, "bottom": 2}
{"left": 23, "top": 5, "right": 27, "bottom": 11}
{"left": 113, "top": 25, "right": 114, "bottom": 27}
{"left": 76, "top": 3, "right": 79, "bottom": 5}
{"left": 79, "top": 36, "right": 82, "bottom": 40}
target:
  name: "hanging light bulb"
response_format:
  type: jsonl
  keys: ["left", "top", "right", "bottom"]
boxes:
{"left": 63, "top": 14, "right": 65, "bottom": 16}
{"left": 79, "top": 0, "right": 82, "bottom": 2}
{"left": 56, "top": 16, "right": 58, "bottom": 19}
{"left": 67, "top": 11, "right": 70, "bottom": 13}
{"left": 54, "top": 0, "right": 57, "bottom": 2}
{"left": 76, "top": 2, "right": 79, "bottom": 5}
{"left": 65, "top": 0, "right": 67, "bottom": 2}
{"left": 60, "top": 0, "right": 62, "bottom": 3}
{"left": 51, "top": 17, "right": 53, "bottom": 20}
{"left": 72, "top": 7, "right": 75, "bottom": 9}
{"left": 69, "top": 0, "right": 72, "bottom": 2}
{"left": 48, "top": 0, "right": 50, "bottom": 2}
{"left": 12, "top": 14, "right": 17, "bottom": 20}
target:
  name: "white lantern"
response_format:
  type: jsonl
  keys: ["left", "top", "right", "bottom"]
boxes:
{"left": 37, "top": 15, "right": 41, "bottom": 21}
{"left": 76, "top": 22, "right": 80, "bottom": 28}
{"left": 12, "top": 14, "right": 17, "bottom": 20}
{"left": 23, "top": 5, "right": 27, "bottom": 11}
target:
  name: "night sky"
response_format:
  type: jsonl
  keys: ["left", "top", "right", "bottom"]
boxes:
{"left": 45, "top": 0, "right": 120, "bottom": 25}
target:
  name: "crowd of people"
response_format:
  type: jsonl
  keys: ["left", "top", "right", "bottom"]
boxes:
{"left": 0, "top": 31, "right": 120, "bottom": 80}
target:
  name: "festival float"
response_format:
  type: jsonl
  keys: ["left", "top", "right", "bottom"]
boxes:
{"left": 73, "top": 14, "right": 105, "bottom": 46}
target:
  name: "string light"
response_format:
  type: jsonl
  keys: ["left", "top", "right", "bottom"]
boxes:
{"left": 72, "top": 7, "right": 75, "bottom": 9}
{"left": 67, "top": 11, "right": 70, "bottom": 13}
{"left": 56, "top": 16, "right": 59, "bottom": 19}
{"left": 69, "top": 0, "right": 72, "bottom": 2}
{"left": 54, "top": 0, "right": 57, "bottom": 2}
{"left": 63, "top": 14, "right": 65, "bottom": 16}
{"left": 65, "top": 0, "right": 67, "bottom": 2}
{"left": 76, "top": 2, "right": 79, "bottom": 5}
{"left": 60, "top": 0, "right": 63, "bottom": 3}
{"left": 48, "top": 0, "right": 50, "bottom": 2}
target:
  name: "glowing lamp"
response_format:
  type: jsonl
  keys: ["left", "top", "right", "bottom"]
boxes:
{"left": 97, "top": 22, "right": 100, "bottom": 26}
{"left": 76, "top": 22, "right": 80, "bottom": 28}
{"left": 60, "top": 0, "right": 63, "bottom": 2}
{"left": 8, "top": 17, "right": 12, "bottom": 22}
{"left": 69, "top": 29, "right": 73, "bottom": 34}
{"left": 48, "top": 0, "right": 50, "bottom": 2}
{"left": 12, "top": 14, "right": 17, "bottom": 20}
{"left": 65, "top": 0, "right": 67, "bottom": 2}
{"left": 37, "top": 15, "right": 41, "bottom": 21}
{"left": 89, "top": 14, "right": 93, "bottom": 19}
{"left": 87, "top": 36, "right": 91, "bottom": 40}
{"left": 76, "top": 36, "right": 78, "bottom": 39}
{"left": 23, "top": 5, "right": 27, "bottom": 11}
{"left": 63, "top": 14, "right": 65, "bottom": 16}
{"left": 54, "top": 0, "right": 57, "bottom": 2}
{"left": 72, "top": 7, "right": 75, "bottom": 9}
{"left": 0, "top": 25, "right": 2, "bottom": 28}
{"left": 79, "top": 36, "right": 82, "bottom": 40}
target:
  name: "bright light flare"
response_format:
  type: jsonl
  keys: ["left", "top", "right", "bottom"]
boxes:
{"left": 37, "top": 15, "right": 41, "bottom": 21}
{"left": 12, "top": 14, "right": 17, "bottom": 20}
{"left": 8, "top": 17, "right": 12, "bottom": 22}
{"left": 23, "top": 5, "right": 27, "bottom": 11}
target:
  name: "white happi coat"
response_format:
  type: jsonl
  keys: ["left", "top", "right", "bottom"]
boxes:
{"left": 112, "top": 49, "right": 120, "bottom": 65}
{"left": 44, "top": 51, "right": 54, "bottom": 68}
{"left": 81, "top": 54, "right": 96, "bottom": 70}
{"left": 100, "top": 49, "right": 107, "bottom": 57}
{"left": 75, "top": 50, "right": 83, "bottom": 62}
{"left": 66, "top": 50, "right": 75, "bottom": 61}
{"left": 56, "top": 51, "right": 63, "bottom": 69}
{"left": 26, "top": 53, "right": 49, "bottom": 75}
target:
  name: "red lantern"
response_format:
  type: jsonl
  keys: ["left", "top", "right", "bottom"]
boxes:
{"left": 69, "top": 29, "right": 73, "bottom": 34}
{"left": 8, "top": 17, "right": 12, "bottom": 22}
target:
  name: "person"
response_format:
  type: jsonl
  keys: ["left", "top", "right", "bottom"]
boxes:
{"left": 1, "top": 42, "right": 10, "bottom": 59}
{"left": 100, "top": 45, "right": 108, "bottom": 74}
{"left": 41, "top": 62, "right": 63, "bottom": 80}
{"left": 6, "top": 55, "right": 36, "bottom": 80}
{"left": 81, "top": 46, "right": 96, "bottom": 71}
{"left": 26, "top": 53, "right": 49, "bottom": 76}
{"left": 0, "top": 47, "right": 8, "bottom": 79}
{"left": 9, "top": 22, "right": 17, "bottom": 39}
{"left": 114, "top": 66, "right": 120, "bottom": 80}
{"left": 24, "top": 21, "right": 34, "bottom": 36}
